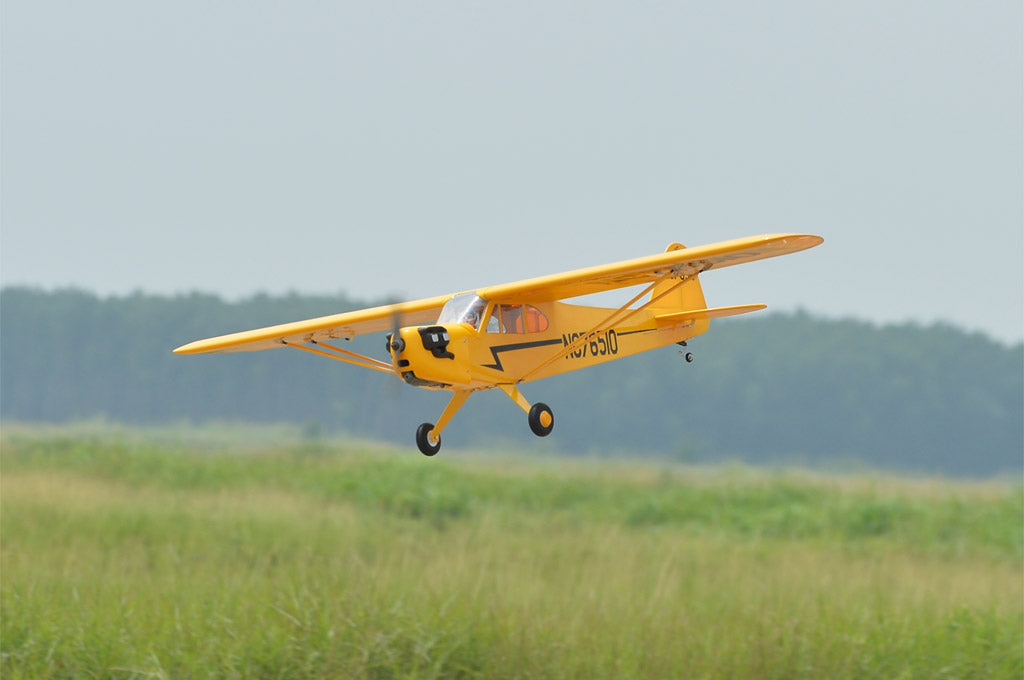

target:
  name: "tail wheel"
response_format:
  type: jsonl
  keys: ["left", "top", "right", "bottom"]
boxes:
{"left": 416, "top": 423, "right": 441, "bottom": 456}
{"left": 528, "top": 403, "right": 554, "bottom": 437}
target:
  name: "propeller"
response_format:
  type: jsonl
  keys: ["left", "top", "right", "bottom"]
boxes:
{"left": 371, "top": 297, "right": 409, "bottom": 438}
{"left": 383, "top": 297, "right": 407, "bottom": 381}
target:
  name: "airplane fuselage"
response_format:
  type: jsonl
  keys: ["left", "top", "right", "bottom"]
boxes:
{"left": 392, "top": 298, "right": 707, "bottom": 391}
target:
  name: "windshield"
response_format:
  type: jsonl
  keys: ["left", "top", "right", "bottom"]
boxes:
{"left": 437, "top": 293, "right": 488, "bottom": 328}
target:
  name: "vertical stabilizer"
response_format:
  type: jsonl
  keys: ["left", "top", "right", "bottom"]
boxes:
{"left": 650, "top": 243, "right": 707, "bottom": 311}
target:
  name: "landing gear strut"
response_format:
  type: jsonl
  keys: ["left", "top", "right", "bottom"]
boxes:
{"left": 500, "top": 385, "right": 554, "bottom": 438}
{"left": 414, "top": 390, "right": 470, "bottom": 457}
{"left": 414, "top": 386, "right": 555, "bottom": 457}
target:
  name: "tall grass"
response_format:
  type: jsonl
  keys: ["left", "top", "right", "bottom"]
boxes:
{"left": 2, "top": 427, "right": 1021, "bottom": 678}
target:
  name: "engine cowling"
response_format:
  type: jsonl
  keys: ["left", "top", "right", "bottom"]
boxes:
{"left": 392, "top": 323, "right": 473, "bottom": 388}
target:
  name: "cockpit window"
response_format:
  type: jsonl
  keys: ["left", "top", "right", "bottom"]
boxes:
{"left": 494, "top": 304, "right": 549, "bottom": 333}
{"left": 437, "top": 293, "right": 488, "bottom": 329}
{"left": 438, "top": 295, "right": 548, "bottom": 333}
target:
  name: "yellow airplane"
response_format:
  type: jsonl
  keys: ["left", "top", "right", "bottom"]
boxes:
{"left": 175, "top": 233, "right": 822, "bottom": 455}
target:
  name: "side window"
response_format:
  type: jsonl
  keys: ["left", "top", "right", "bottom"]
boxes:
{"left": 484, "top": 305, "right": 500, "bottom": 333}
{"left": 498, "top": 304, "right": 522, "bottom": 333}
{"left": 522, "top": 305, "right": 549, "bottom": 333}
{"left": 496, "top": 304, "right": 548, "bottom": 333}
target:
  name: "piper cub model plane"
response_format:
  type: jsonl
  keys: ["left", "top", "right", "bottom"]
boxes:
{"left": 175, "top": 234, "right": 822, "bottom": 456}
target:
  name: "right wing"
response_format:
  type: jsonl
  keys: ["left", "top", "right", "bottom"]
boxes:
{"left": 479, "top": 234, "right": 823, "bottom": 304}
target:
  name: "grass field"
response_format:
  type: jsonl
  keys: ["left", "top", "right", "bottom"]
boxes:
{"left": 2, "top": 424, "right": 1021, "bottom": 679}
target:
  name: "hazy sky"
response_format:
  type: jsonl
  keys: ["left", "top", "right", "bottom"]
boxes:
{"left": 3, "top": 1, "right": 1021, "bottom": 343}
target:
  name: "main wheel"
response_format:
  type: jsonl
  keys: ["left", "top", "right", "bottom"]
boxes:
{"left": 528, "top": 402, "right": 554, "bottom": 437}
{"left": 416, "top": 422, "right": 441, "bottom": 456}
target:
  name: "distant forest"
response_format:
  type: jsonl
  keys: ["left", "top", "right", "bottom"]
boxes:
{"left": 2, "top": 287, "right": 1021, "bottom": 476}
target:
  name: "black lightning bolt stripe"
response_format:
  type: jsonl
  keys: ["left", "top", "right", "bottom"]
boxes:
{"left": 483, "top": 338, "right": 565, "bottom": 371}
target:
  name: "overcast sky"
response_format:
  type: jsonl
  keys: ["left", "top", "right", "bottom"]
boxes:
{"left": 2, "top": 1, "right": 1021, "bottom": 343}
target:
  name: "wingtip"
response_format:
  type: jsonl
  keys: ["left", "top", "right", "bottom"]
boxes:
{"left": 793, "top": 233, "right": 824, "bottom": 246}
{"left": 173, "top": 341, "right": 206, "bottom": 355}
{"left": 763, "top": 233, "right": 824, "bottom": 251}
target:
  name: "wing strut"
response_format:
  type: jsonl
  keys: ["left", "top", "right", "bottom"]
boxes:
{"left": 282, "top": 340, "right": 396, "bottom": 375}
{"left": 518, "top": 268, "right": 705, "bottom": 383}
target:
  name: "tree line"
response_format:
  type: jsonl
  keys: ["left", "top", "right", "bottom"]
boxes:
{"left": 2, "top": 287, "right": 1020, "bottom": 476}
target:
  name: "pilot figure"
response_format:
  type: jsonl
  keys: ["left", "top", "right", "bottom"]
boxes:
{"left": 463, "top": 299, "right": 486, "bottom": 329}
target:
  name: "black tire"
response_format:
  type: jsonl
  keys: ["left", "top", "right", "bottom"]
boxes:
{"left": 684, "top": 352, "right": 694, "bottom": 363}
{"left": 528, "top": 402, "right": 554, "bottom": 437}
{"left": 416, "top": 422, "right": 441, "bottom": 456}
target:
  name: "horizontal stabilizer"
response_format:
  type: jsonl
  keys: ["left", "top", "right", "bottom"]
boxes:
{"left": 654, "top": 304, "right": 766, "bottom": 328}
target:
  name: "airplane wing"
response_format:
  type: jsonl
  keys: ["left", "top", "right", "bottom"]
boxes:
{"left": 479, "top": 233, "right": 823, "bottom": 303}
{"left": 175, "top": 233, "right": 821, "bottom": 355}
{"left": 173, "top": 294, "right": 450, "bottom": 354}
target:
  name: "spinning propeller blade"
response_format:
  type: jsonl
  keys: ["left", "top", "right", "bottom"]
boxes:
{"left": 383, "top": 299, "right": 407, "bottom": 379}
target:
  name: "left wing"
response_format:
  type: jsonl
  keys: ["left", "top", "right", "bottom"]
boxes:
{"left": 173, "top": 295, "right": 450, "bottom": 354}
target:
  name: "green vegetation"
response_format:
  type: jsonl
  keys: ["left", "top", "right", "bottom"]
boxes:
{"left": 2, "top": 287, "right": 1021, "bottom": 476}
{"left": 2, "top": 426, "right": 1021, "bottom": 679}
